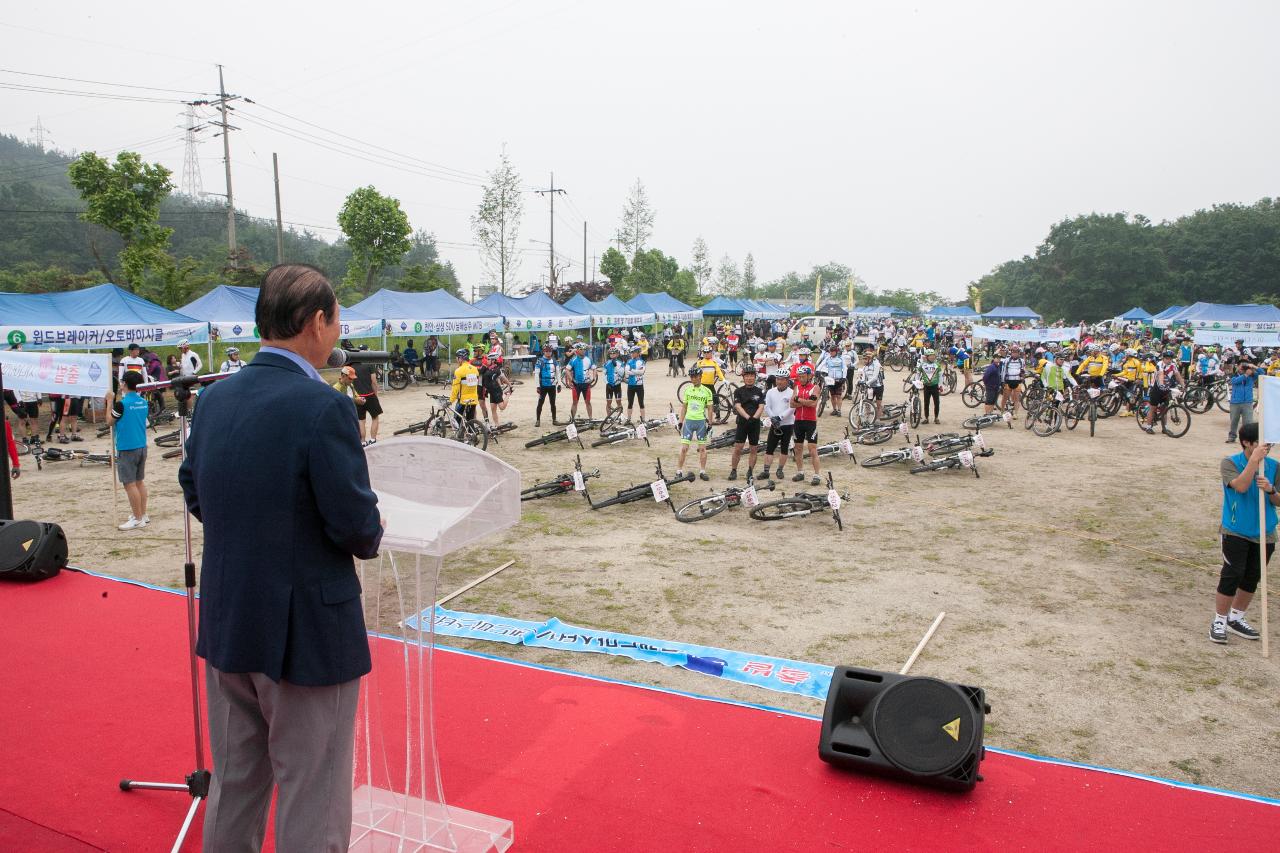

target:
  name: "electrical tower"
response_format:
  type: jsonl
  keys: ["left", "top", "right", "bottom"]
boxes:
{"left": 534, "top": 173, "right": 566, "bottom": 290}
{"left": 29, "top": 116, "right": 51, "bottom": 152}
{"left": 180, "top": 104, "right": 204, "bottom": 198}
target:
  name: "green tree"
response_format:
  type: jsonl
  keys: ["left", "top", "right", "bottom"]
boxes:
{"left": 742, "top": 252, "right": 757, "bottom": 298}
{"left": 471, "top": 151, "right": 523, "bottom": 293}
{"left": 715, "top": 254, "right": 740, "bottom": 294}
{"left": 690, "top": 236, "right": 711, "bottom": 295}
{"left": 620, "top": 248, "right": 680, "bottom": 300}
{"left": 67, "top": 150, "right": 174, "bottom": 287}
{"left": 615, "top": 179, "right": 655, "bottom": 260}
{"left": 401, "top": 262, "right": 460, "bottom": 297}
{"left": 599, "top": 246, "right": 629, "bottom": 289}
{"left": 337, "top": 185, "right": 413, "bottom": 296}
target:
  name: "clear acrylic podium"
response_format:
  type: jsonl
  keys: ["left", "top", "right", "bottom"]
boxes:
{"left": 351, "top": 437, "right": 520, "bottom": 852}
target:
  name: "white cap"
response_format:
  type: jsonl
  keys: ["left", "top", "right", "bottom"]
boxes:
{"left": 179, "top": 339, "right": 190, "bottom": 346}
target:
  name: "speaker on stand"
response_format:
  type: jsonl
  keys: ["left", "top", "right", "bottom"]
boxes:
{"left": 0, "top": 519, "right": 69, "bottom": 582}
{"left": 818, "top": 666, "right": 990, "bottom": 792}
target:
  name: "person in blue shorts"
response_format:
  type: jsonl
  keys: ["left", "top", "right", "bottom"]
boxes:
{"left": 562, "top": 342, "right": 596, "bottom": 421}
{"left": 676, "top": 366, "right": 713, "bottom": 481}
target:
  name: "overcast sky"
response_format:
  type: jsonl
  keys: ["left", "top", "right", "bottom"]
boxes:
{"left": 2, "top": 1, "right": 1277, "bottom": 300}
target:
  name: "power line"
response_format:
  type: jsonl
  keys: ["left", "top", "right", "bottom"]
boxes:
{"left": 0, "top": 68, "right": 212, "bottom": 96}
{"left": 0, "top": 81, "right": 187, "bottom": 104}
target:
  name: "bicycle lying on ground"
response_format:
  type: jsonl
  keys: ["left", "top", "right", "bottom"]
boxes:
{"left": 38, "top": 447, "right": 112, "bottom": 466}
{"left": 590, "top": 409, "right": 676, "bottom": 448}
{"left": 521, "top": 460, "right": 602, "bottom": 501}
{"left": 860, "top": 440, "right": 921, "bottom": 469}
{"left": 577, "top": 456, "right": 694, "bottom": 513}
{"left": 813, "top": 428, "right": 858, "bottom": 463}
{"left": 674, "top": 477, "right": 777, "bottom": 522}
{"left": 523, "top": 417, "right": 608, "bottom": 450}
{"left": 749, "top": 471, "right": 847, "bottom": 530}
{"left": 961, "top": 409, "right": 1014, "bottom": 431}
{"left": 910, "top": 447, "right": 993, "bottom": 478}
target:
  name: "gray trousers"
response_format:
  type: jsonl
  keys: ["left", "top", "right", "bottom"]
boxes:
{"left": 1228, "top": 401, "right": 1255, "bottom": 440}
{"left": 203, "top": 667, "right": 360, "bottom": 853}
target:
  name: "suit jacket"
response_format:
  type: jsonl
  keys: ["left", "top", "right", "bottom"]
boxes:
{"left": 179, "top": 350, "right": 383, "bottom": 686}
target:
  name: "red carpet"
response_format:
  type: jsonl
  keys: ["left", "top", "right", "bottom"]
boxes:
{"left": 1, "top": 570, "right": 1277, "bottom": 852}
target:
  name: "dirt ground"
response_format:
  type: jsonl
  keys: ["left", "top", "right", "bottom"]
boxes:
{"left": 10, "top": 359, "right": 1280, "bottom": 798}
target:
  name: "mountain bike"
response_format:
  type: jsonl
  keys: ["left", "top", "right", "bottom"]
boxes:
{"left": 154, "top": 429, "right": 182, "bottom": 448}
{"left": 860, "top": 441, "right": 921, "bottom": 469}
{"left": 522, "top": 460, "right": 601, "bottom": 501}
{"left": 578, "top": 457, "right": 694, "bottom": 513}
{"left": 960, "top": 381, "right": 985, "bottom": 409}
{"left": 523, "top": 417, "right": 606, "bottom": 449}
{"left": 961, "top": 409, "right": 1014, "bottom": 430}
{"left": 905, "top": 379, "right": 923, "bottom": 429}
{"left": 39, "top": 447, "right": 112, "bottom": 466}
{"left": 674, "top": 477, "right": 777, "bottom": 522}
{"left": 386, "top": 357, "right": 421, "bottom": 391}
{"left": 813, "top": 428, "right": 858, "bottom": 462}
{"left": 423, "top": 394, "right": 488, "bottom": 450}
{"left": 590, "top": 411, "right": 675, "bottom": 448}
{"left": 1134, "top": 389, "right": 1191, "bottom": 438}
{"left": 910, "top": 447, "right": 993, "bottom": 478}
{"left": 748, "top": 471, "right": 846, "bottom": 530}
{"left": 921, "top": 431, "right": 988, "bottom": 456}
{"left": 850, "top": 421, "right": 900, "bottom": 445}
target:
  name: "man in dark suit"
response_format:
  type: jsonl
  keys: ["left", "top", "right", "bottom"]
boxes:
{"left": 179, "top": 264, "right": 383, "bottom": 852}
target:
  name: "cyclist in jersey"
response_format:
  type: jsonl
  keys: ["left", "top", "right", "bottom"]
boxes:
{"left": 1000, "top": 345, "right": 1027, "bottom": 415}
{"left": 817, "top": 343, "right": 846, "bottom": 417}
{"left": 858, "top": 349, "right": 886, "bottom": 422}
{"left": 914, "top": 348, "right": 943, "bottom": 425}
{"left": 982, "top": 346, "right": 1006, "bottom": 415}
{"left": 533, "top": 348, "right": 559, "bottom": 426}
{"left": 449, "top": 347, "right": 481, "bottom": 423}
{"left": 1140, "top": 350, "right": 1186, "bottom": 434}
{"left": 1075, "top": 344, "right": 1109, "bottom": 390}
{"left": 790, "top": 365, "right": 821, "bottom": 485}
{"left": 695, "top": 346, "right": 723, "bottom": 387}
{"left": 788, "top": 347, "right": 814, "bottom": 380}
{"left": 757, "top": 340, "right": 782, "bottom": 389}
{"left": 219, "top": 347, "right": 245, "bottom": 375}
{"left": 761, "top": 369, "right": 795, "bottom": 484}
{"left": 478, "top": 349, "right": 509, "bottom": 429}
{"left": 603, "top": 347, "right": 625, "bottom": 420}
{"left": 676, "top": 366, "right": 714, "bottom": 481}
{"left": 625, "top": 345, "right": 646, "bottom": 423}
{"left": 563, "top": 342, "right": 596, "bottom": 421}
{"left": 119, "top": 343, "right": 147, "bottom": 382}
{"left": 949, "top": 341, "right": 972, "bottom": 387}
{"left": 669, "top": 334, "right": 686, "bottom": 370}
{"left": 728, "top": 364, "right": 765, "bottom": 481}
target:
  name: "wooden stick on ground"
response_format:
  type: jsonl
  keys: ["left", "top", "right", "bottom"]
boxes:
{"left": 436, "top": 560, "right": 515, "bottom": 607}
{"left": 109, "top": 423, "right": 118, "bottom": 522}
{"left": 900, "top": 612, "right": 946, "bottom": 675}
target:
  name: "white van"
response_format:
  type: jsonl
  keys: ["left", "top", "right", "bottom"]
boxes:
{"left": 786, "top": 315, "right": 843, "bottom": 345}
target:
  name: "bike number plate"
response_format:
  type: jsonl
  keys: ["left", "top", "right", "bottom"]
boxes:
{"left": 565, "top": 422, "right": 578, "bottom": 440}
{"left": 1088, "top": 388, "right": 1101, "bottom": 398}
{"left": 839, "top": 439, "right": 854, "bottom": 455}
{"left": 650, "top": 480, "right": 670, "bottom": 502}
{"left": 910, "top": 445, "right": 925, "bottom": 463}
{"left": 572, "top": 471, "right": 585, "bottom": 491}
{"left": 1002, "top": 411, "right": 1012, "bottom": 423}
{"left": 973, "top": 432, "right": 986, "bottom": 450}
{"left": 959, "top": 450, "right": 975, "bottom": 468}
{"left": 742, "top": 485, "right": 759, "bottom": 508}
{"left": 898, "top": 421, "right": 909, "bottom": 435}
{"left": 666, "top": 412, "right": 679, "bottom": 427}
{"left": 635, "top": 423, "right": 648, "bottom": 440}
{"left": 827, "top": 490, "right": 842, "bottom": 510}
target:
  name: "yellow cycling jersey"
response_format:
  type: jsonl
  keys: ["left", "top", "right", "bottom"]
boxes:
{"left": 1140, "top": 361, "right": 1158, "bottom": 388}
{"left": 696, "top": 358, "right": 723, "bottom": 386}
{"left": 1077, "top": 354, "right": 1109, "bottom": 377}
{"left": 450, "top": 361, "right": 480, "bottom": 405}
{"left": 1268, "top": 362, "right": 1280, "bottom": 377}
{"left": 1119, "top": 358, "right": 1142, "bottom": 381}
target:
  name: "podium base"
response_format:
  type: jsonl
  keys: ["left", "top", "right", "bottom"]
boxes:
{"left": 350, "top": 784, "right": 514, "bottom": 853}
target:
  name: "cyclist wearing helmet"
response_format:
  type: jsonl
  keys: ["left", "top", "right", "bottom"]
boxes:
{"left": 1000, "top": 345, "right": 1027, "bottom": 415}
{"left": 669, "top": 331, "right": 686, "bottom": 371}
{"left": 1076, "top": 344, "right": 1109, "bottom": 390}
{"left": 534, "top": 346, "right": 559, "bottom": 427}
{"left": 604, "top": 347, "right": 625, "bottom": 419}
{"left": 914, "top": 348, "right": 943, "bottom": 425}
{"left": 858, "top": 349, "right": 886, "bottom": 422}
{"left": 729, "top": 364, "right": 765, "bottom": 481}
{"left": 219, "top": 347, "right": 245, "bottom": 375}
{"left": 625, "top": 345, "right": 647, "bottom": 422}
{"left": 761, "top": 369, "right": 795, "bottom": 484}
{"left": 757, "top": 339, "right": 782, "bottom": 388}
{"left": 1141, "top": 350, "right": 1186, "bottom": 434}
{"left": 787, "top": 346, "right": 813, "bottom": 380}
{"left": 790, "top": 364, "right": 821, "bottom": 485}
{"left": 449, "top": 347, "right": 481, "bottom": 425}
{"left": 695, "top": 346, "right": 723, "bottom": 388}
{"left": 818, "top": 343, "right": 846, "bottom": 417}
{"left": 478, "top": 347, "right": 508, "bottom": 429}
{"left": 562, "top": 342, "right": 596, "bottom": 421}
{"left": 676, "top": 366, "right": 714, "bottom": 481}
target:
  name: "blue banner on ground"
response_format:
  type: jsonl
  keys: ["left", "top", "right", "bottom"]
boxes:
{"left": 409, "top": 607, "right": 833, "bottom": 700}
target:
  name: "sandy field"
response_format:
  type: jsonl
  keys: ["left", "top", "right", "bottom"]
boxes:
{"left": 8, "top": 358, "right": 1280, "bottom": 797}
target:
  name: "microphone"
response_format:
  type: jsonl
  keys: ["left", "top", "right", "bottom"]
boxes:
{"left": 137, "top": 372, "right": 233, "bottom": 392}
{"left": 327, "top": 348, "right": 391, "bottom": 368}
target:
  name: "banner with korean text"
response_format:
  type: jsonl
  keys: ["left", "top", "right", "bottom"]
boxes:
{"left": 0, "top": 350, "right": 111, "bottom": 397}
{"left": 409, "top": 606, "right": 833, "bottom": 700}
{"left": 970, "top": 325, "right": 1080, "bottom": 343}
{"left": 0, "top": 322, "right": 209, "bottom": 349}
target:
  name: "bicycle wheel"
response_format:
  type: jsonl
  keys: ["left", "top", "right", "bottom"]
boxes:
{"left": 1088, "top": 400, "right": 1097, "bottom": 437}
{"left": 522, "top": 482, "right": 568, "bottom": 501}
{"left": 394, "top": 421, "right": 428, "bottom": 436}
{"left": 1032, "top": 406, "right": 1062, "bottom": 437}
{"left": 524, "top": 431, "right": 561, "bottom": 448}
{"left": 711, "top": 393, "right": 732, "bottom": 425}
{"left": 154, "top": 430, "right": 181, "bottom": 448}
{"left": 1162, "top": 402, "right": 1191, "bottom": 438}
{"left": 1064, "top": 401, "right": 1081, "bottom": 430}
{"left": 676, "top": 380, "right": 692, "bottom": 402}
{"left": 1023, "top": 401, "right": 1038, "bottom": 431}
{"left": 675, "top": 494, "right": 729, "bottom": 522}
{"left": 940, "top": 369, "right": 957, "bottom": 396}
{"left": 909, "top": 461, "right": 950, "bottom": 474}
{"left": 750, "top": 498, "right": 815, "bottom": 521}
{"left": 460, "top": 419, "right": 489, "bottom": 450}
{"left": 856, "top": 424, "right": 896, "bottom": 445}
{"left": 851, "top": 399, "right": 876, "bottom": 428}
{"left": 861, "top": 451, "right": 908, "bottom": 468}
{"left": 590, "top": 431, "right": 631, "bottom": 448}
{"left": 599, "top": 410, "right": 623, "bottom": 435}
{"left": 961, "top": 383, "right": 984, "bottom": 409}
{"left": 909, "top": 395, "right": 921, "bottom": 429}
{"left": 817, "top": 386, "right": 829, "bottom": 416}
{"left": 425, "top": 414, "right": 450, "bottom": 440}
{"left": 147, "top": 395, "right": 163, "bottom": 418}
{"left": 1184, "top": 386, "right": 1212, "bottom": 414}
{"left": 387, "top": 368, "right": 410, "bottom": 391}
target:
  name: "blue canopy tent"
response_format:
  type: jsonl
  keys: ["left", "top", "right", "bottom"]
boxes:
{"left": 563, "top": 293, "right": 656, "bottom": 328}
{"left": 1166, "top": 302, "right": 1280, "bottom": 331}
{"left": 626, "top": 292, "right": 701, "bottom": 322}
{"left": 180, "top": 285, "right": 384, "bottom": 342}
{"left": 737, "top": 299, "right": 788, "bottom": 320}
{"left": 349, "top": 289, "right": 501, "bottom": 337}
{"left": 473, "top": 292, "right": 590, "bottom": 332}
{"left": 1118, "top": 307, "right": 1153, "bottom": 322}
{"left": 0, "top": 283, "right": 208, "bottom": 350}
{"left": 700, "top": 295, "right": 745, "bottom": 317}
{"left": 925, "top": 305, "right": 980, "bottom": 320}
{"left": 982, "top": 306, "right": 1042, "bottom": 322}
{"left": 1150, "top": 305, "right": 1186, "bottom": 327}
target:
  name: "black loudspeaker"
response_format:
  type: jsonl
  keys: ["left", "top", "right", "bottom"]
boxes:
{"left": 818, "top": 666, "right": 990, "bottom": 792}
{"left": 0, "top": 520, "right": 68, "bottom": 582}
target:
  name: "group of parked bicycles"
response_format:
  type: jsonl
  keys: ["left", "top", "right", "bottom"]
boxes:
{"left": 860, "top": 430, "right": 995, "bottom": 478}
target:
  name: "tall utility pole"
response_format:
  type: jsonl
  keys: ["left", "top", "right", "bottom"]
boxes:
{"left": 534, "top": 173, "right": 565, "bottom": 290}
{"left": 207, "top": 65, "right": 241, "bottom": 266}
{"left": 180, "top": 104, "right": 204, "bottom": 198}
{"left": 583, "top": 222, "right": 587, "bottom": 290}
{"left": 272, "top": 152, "right": 284, "bottom": 265}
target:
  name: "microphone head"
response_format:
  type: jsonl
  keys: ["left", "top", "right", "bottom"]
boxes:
{"left": 327, "top": 348, "right": 349, "bottom": 369}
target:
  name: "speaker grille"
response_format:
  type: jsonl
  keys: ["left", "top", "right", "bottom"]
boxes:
{"left": 870, "top": 677, "right": 977, "bottom": 776}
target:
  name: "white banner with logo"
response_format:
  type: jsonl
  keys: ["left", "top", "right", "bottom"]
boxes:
{"left": 498, "top": 315, "right": 591, "bottom": 332}
{"left": 385, "top": 317, "right": 503, "bottom": 336}
{"left": 1193, "top": 329, "right": 1280, "bottom": 347}
{"left": 1, "top": 322, "right": 210, "bottom": 349}
{"left": 209, "top": 318, "right": 384, "bottom": 341}
{"left": 970, "top": 324, "right": 1079, "bottom": 343}
{"left": 585, "top": 313, "right": 656, "bottom": 328}
{"left": 0, "top": 350, "right": 111, "bottom": 396}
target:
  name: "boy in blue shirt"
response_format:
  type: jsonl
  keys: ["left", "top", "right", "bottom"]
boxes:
{"left": 534, "top": 349, "right": 559, "bottom": 427}
{"left": 1214, "top": 422, "right": 1277, "bottom": 643}
{"left": 108, "top": 372, "right": 152, "bottom": 530}
{"left": 1226, "top": 361, "right": 1257, "bottom": 443}
{"left": 625, "top": 345, "right": 647, "bottom": 423}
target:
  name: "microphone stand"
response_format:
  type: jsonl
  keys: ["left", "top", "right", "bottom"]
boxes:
{"left": 118, "top": 379, "right": 210, "bottom": 853}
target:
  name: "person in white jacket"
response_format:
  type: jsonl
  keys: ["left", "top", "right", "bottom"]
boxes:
{"left": 760, "top": 369, "right": 796, "bottom": 485}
